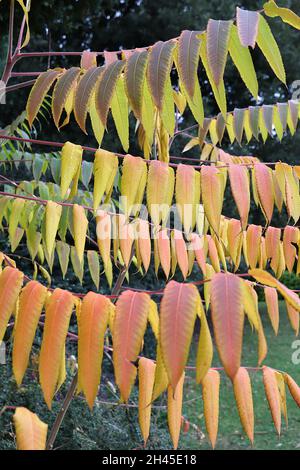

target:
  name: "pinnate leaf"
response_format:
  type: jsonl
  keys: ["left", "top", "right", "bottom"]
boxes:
{"left": 39, "top": 288, "right": 75, "bottom": 408}
{"left": 160, "top": 280, "right": 199, "bottom": 391}
{"left": 113, "top": 290, "right": 151, "bottom": 402}
{"left": 211, "top": 272, "right": 244, "bottom": 379}
{"left": 78, "top": 292, "right": 110, "bottom": 409}
{"left": 13, "top": 281, "right": 47, "bottom": 386}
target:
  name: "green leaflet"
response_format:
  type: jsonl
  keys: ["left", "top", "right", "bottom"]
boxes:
{"left": 70, "top": 246, "right": 84, "bottom": 284}
{"left": 8, "top": 199, "right": 25, "bottom": 244}
{"left": 256, "top": 14, "right": 286, "bottom": 84}
{"left": 180, "top": 79, "right": 204, "bottom": 127}
{"left": 141, "top": 79, "right": 155, "bottom": 146}
{"left": 160, "top": 78, "right": 175, "bottom": 136}
{"left": 89, "top": 91, "right": 105, "bottom": 146}
{"left": 56, "top": 241, "right": 70, "bottom": 279}
{"left": 111, "top": 75, "right": 129, "bottom": 152}
{"left": 11, "top": 227, "right": 24, "bottom": 252}
{"left": 228, "top": 25, "right": 258, "bottom": 100}
{"left": 87, "top": 250, "right": 100, "bottom": 290}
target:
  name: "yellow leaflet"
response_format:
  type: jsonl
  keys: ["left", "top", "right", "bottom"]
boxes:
{"left": 60, "top": 141, "right": 83, "bottom": 198}
{"left": 45, "top": 201, "right": 62, "bottom": 256}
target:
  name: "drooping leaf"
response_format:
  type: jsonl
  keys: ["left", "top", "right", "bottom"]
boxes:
{"left": 228, "top": 25, "right": 258, "bottom": 99}
{"left": 241, "top": 280, "right": 260, "bottom": 331}
{"left": 96, "top": 210, "right": 113, "bottom": 287}
{"left": 206, "top": 19, "right": 233, "bottom": 87}
{"left": 167, "top": 372, "right": 185, "bottom": 450}
{"left": 73, "top": 204, "right": 88, "bottom": 265}
{"left": 78, "top": 292, "right": 110, "bottom": 409}
{"left": 113, "top": 290, "right": 151, "bottom": 402}
{"left": 253, "top": 163, "right": 274, "bottom": 223}
{"left": 52, "top": 67, "right": 81, "bottom": 128}
{"left": 233, "top": 367, "right": 254, "bottom": 443}
{"left": 74, "top": 67, "right": 103, "bottom": 132}
{"left": 138, "top": 357, "right": 156, "bottom": 445}
{"left": 264, "top": 286, "right": 279, "bottom": 335}
{"left": 56, "top": 241, "right": 70, "bottom": 279}
{"left": 89, "top": 91, "right": 105, "bottom": 145}
{"left": 246, "top": 224, "right": 262, "bottom": 269}
{"left": 283, "top": 226, "right": 299, "bottom": 273}
{"left": 27, "top": 69, "right": 62, "bottom": 127}
{"left": 111, "top": 75, "right": 129, "bottom": 152}
{"left": 262, "top": 366, "right": 281, "bottom": 435}
{"left": 160, "top": 280, "right": 199, "bottom": 391}
{"left": 60, "top": 141, "right": 83, "bottom": 199}
{"left": 120, "top": 155, "right": 147, "bottom": 218}
{"left": 70, "top": 246, "right": 84, "bottom": 284}
{"left": 228, "top": 163, "right": 250, "bottom": 230}
{"left": 13, "top": 281, "right": 47, "bottom": 386}
{"left": 202, "top": 369, "right": 220, "bottom": 449}
{"left": 196, "top": 301, "right": 213, "bottom": 384}
{"left": 256, "top": 14, "right": 286, "bottom": 84}
{"left": 45, "top": 201, "right": 62, "bottom": 257}
{"left": 87, "top": 250, "right": 100, "bottom": 290}
{"left": 118, "top": 214, "right": 134, "bottom": 267}
{"left": 173, "top": 230, "right": 189, "bottom": 279}
{"left": 124, "top": 50, "right": 148, "bottom": 121}
{"left": 147, "top": 40, "right": 176, "bottom": 110}
{"left": 177, "top": 30, "right": 201, "bottom": 99}
{"left": 201, "top": 166, "right": 224, "bottom": 236}
{"left": 211, "top": 272, "right": 244, "bottom": 379}
{"left": 147, "top": 160, "right": 174, "bottom": 227}
{"left": 39, "top": 288, "right": 75, "bottom": 408}
{"left": 93, "top": 149, "right": 118, "bottom": 212}
{"left": 275, "top": 371, "right": 288, "bottom": 426}
{"left": 96, "top": 60, "right": 125, "bottom": 127}
{"left": 137, "top": 219, "right": 151, "bottom": 273}
{"left": 175, "top": 164, "right": 200, "bottom": 234}
{"left": 200, "top": 34, "right": 227, "bottom": 116}
{"left": 157, "top": 228, "right": 171, "bottom": 279}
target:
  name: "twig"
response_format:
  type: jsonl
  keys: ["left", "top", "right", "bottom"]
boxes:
{"left": 5, "top": 79, "right": 37, "bottom": 93}
{"left": 45, "top": 373, "right": 78, "bottom": 450}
